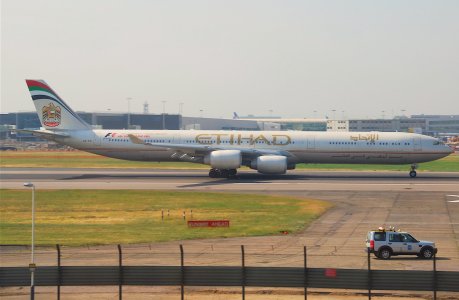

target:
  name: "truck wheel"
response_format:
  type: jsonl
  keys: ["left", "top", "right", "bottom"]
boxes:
{"left": 421, "top": 247, "right": 434, "bottom": 259}
{"left": 378, "top": 247, "right": 392, "bottom": 259}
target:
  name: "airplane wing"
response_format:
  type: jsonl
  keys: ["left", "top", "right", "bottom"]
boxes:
{"left": 128, "top": 134, "right": 293, "bottom": 158}
{"left": 14, "top": 129, "right": 69, "bottom": 140}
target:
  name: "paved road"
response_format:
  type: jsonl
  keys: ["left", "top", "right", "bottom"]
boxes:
{"left": 1, "top": 168, "right": 459, "bottom": 272}
{"left": 1, "top": 168, "right": 459, "bottom": 192}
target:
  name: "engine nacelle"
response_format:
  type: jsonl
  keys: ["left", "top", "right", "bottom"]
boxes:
{"left": 204, "top": 150, "right": 241, "bottom": 169}
{"left": 250, "top": 155, "right": 288, "bottom": 174}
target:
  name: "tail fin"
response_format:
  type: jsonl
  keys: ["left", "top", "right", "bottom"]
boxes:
{"left": 26, "top": 80, "right": 90, "bottom": 130}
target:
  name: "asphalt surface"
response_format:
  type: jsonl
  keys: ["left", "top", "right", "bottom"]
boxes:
{"left": 1, "top": 168, "right": 459, "bottom": 272}
{"left": 1, "top": 168, "right": 459, "bottom": 192}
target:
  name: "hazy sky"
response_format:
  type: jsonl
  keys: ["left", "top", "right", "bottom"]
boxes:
{"left": 1, "top": 0, "right": 458, "bottom": 119}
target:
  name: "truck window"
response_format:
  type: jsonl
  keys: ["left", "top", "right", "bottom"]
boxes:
{"left": 374, "top": 232, "right": 386, "bottom": 241}
{"left": 401, "top": 233, "right": 418, "bottom": 243}
{"left": 389, "top": 233, "right": 402, "bottom": 242}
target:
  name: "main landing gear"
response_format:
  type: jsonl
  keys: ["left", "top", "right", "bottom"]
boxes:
{"left": 409, "top": 164, "right": 418, "bottom": 178}
{"left": 209, "top": 168, "right": 237, "bottom": 178}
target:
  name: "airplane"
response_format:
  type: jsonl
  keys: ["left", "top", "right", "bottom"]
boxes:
{"left": 20, "top": 79, "right": 454, "bottom": 178}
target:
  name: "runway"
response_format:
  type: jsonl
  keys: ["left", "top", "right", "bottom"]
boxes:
{"left": 1, "top": 168, "right": 459, "bottom": 272}
{"left": 1, "top": 168, "right": 459, "bottom": 192}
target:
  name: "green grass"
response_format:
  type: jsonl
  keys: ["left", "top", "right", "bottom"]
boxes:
{"left": 0, "top": 190, "right": 330, "bottom": 246}
{"left": 0, "top": 151, "right": 205, "bottom": 169}
{"left": 1, "top": 151, "right": 458, "bottom": 171}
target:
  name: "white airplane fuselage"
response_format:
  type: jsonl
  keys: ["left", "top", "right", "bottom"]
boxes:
{"left": 55, "top": 129, "right": 452, "bottom": 165}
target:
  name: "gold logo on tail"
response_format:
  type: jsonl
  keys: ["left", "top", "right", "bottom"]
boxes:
{"left": 42, "top": 103, "right": 61, "bottom": 127}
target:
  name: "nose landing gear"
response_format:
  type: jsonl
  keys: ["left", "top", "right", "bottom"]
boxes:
{"left": 209, "top": 168, "right": 237, "bottom": 178}
{"left": 409, "top": 164, "right": 418, "bottom": 178}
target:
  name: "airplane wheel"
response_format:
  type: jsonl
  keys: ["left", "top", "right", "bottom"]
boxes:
{"left": 220, "top": 169, "right": 229, "bottom": 178}
{"left": 209, "top": 169, "right": 218, "bottom": 178}
{"left": 409, "top": 170, "right": 417, "bottom": 178}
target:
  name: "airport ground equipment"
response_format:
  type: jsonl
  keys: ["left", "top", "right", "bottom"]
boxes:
{"left": 366, "top": 227, "right": 437, "bottom": 259}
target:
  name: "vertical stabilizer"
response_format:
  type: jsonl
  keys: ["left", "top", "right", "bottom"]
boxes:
{"left": 25, "top": 80, "right": 90, "bottom": 130}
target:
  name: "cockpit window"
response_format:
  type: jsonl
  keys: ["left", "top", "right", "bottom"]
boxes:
{"left": 433, "top": 140, "right": 443, "bottom": 145}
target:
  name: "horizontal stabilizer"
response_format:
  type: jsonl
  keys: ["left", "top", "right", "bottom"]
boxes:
{"left": 14, "top": 129, "right": 69, "bottom": 139}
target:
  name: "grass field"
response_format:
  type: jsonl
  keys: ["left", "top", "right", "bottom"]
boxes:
{"left": 0, "top": 151, "right": 205, "bottom": 169}
{"left": 0, "top": 190, "right": 330, "bottom": 246}
{"left": 1, "top": 151, "right": 458, "bottom": 171}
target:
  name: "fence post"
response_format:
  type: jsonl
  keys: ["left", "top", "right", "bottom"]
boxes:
{"left": 433, "top": 252, "right": 437, "bottom": 300}
{"left": 56, "top": 244, "right": 61, "bottom": 300}
{"left": 180, "top": 244, "right": 184, "bottom": 300}
{"left": 367, "top": 248, "right": 372, "bottom": 300}
{"left": 304, "top": 246, "right": 307, "bottom": 300}
{"left": 241, "top": 245, "right": 245, "bottom": 300}
{"left": 117, "top": 244, "right": 122, "bottom": 300}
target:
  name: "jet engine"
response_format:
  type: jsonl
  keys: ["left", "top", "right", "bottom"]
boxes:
{"left": 250, "top": 155, "right": 288, "bottom": 174}
{"left": 204, "top": 150, "right": 242, "bottom": 169}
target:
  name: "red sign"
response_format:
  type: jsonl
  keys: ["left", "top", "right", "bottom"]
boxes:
{"left": 188, "top": 220, "right": 230, "bottom": 228}
{"left": 325, "top": 268, "right": 337, "bottom": 278}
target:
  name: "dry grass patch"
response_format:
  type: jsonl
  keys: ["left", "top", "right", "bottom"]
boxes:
{"left": 0, "top": 190, "right": 330, "bottom": 246}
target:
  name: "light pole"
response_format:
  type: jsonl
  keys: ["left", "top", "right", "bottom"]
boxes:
{"left": 23, "top": 182, "right": 35, "bottom": 300}
{"left": 161, "top": 100, "right": 167, "bottom": 114}
{"left": 161, "top": 101, "right": 167, "bottom": 130}
{"left": 126, "top": 97, "right": 132, "bottom": 129}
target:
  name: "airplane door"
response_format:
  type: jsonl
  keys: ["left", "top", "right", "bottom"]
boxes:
{"left": 93, "top": 133, "right": 101, "bottom": 146}
{"left": 413, "top": 137, "right": 422, "bottom": 151}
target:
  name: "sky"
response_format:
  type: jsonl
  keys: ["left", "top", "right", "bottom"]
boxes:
{"left": 1, "top": 0, "right": 458, "bottom": 119}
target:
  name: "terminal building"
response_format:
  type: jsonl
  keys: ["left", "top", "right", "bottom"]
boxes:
{"left": 237, "top": 117, "right": 327, "bottom": 131}
{"left": 326, "top": 115, "right": 459, "bottom": 137}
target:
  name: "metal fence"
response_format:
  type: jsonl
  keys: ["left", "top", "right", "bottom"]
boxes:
{"left": 1, "top": 244, "right": 458, "bottom": 300}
